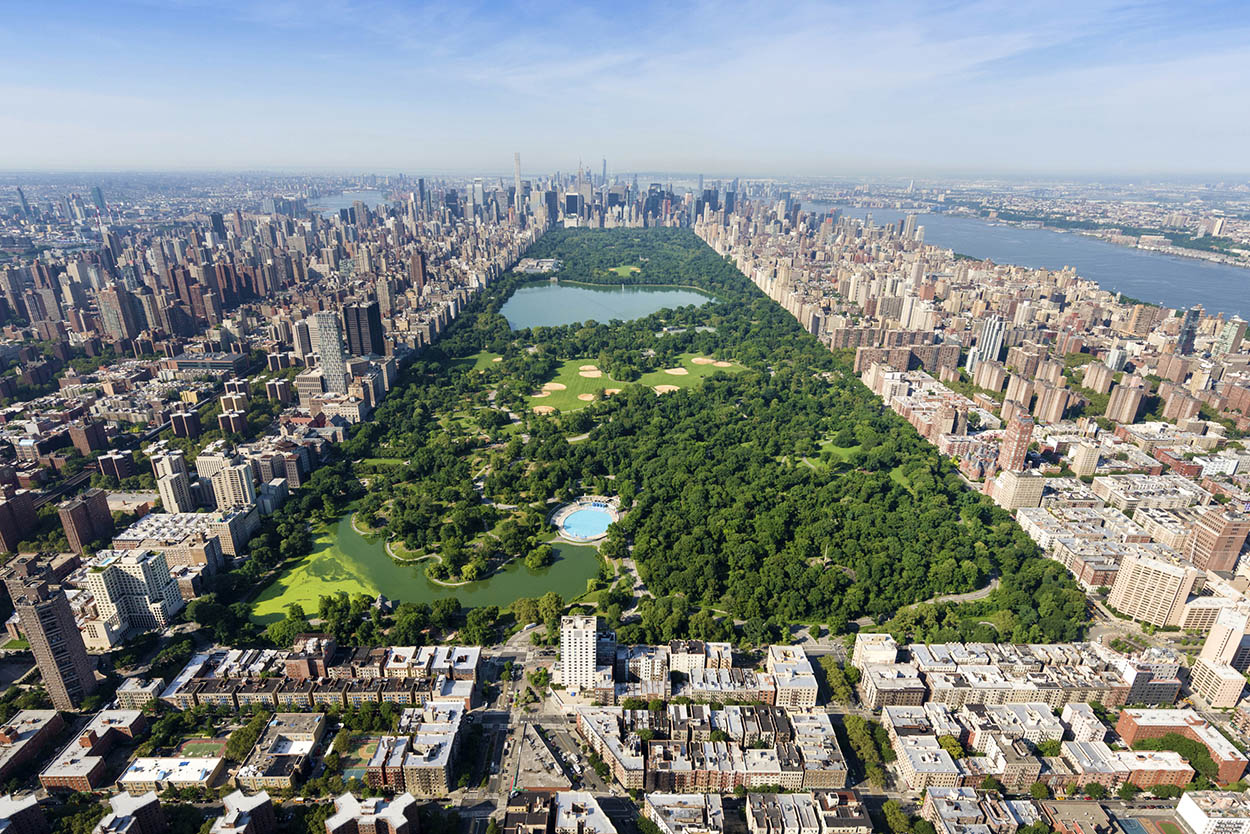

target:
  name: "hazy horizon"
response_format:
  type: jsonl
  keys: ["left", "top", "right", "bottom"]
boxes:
{"left": 2, "top": 0, "right": 1248, "bottom": 176}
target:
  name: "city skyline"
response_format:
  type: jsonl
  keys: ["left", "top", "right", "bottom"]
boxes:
{"left": 1, "top": 0, "right": 1248, "bottom": 175}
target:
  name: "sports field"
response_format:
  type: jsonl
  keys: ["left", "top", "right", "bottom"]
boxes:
{"left": 341, "top": 734, "right": 382, "bottom": 781}
{"left": 528, "top": 353, "right": 745, "bottom": 413}
{"left": 177, "top": 738, "right": 227, "bottom": 757}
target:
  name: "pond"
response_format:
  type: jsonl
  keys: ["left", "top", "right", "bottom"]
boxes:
{"left": 500, "top": 281, "right": 713, "bottom": 329}
{"left": 251, "top": 512, "right": 601, "bottom": 624}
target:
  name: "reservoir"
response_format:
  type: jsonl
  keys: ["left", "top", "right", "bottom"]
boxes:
{"left": 251, "top": 513, "right": 600, "bottom": 623}
{"left": 501, "top": 282, "right": 713, "bottom": 329}
{"left": 308, "top": 189, "right": 390, "bottom": 214}
{"left": 812, "top": 202, "right": 1250, "bottom": 318}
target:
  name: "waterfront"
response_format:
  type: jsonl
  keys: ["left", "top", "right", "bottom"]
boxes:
{"left": 308, "top": 189, "right": 390, "bottom": 214}
{"left": 500, "top": 281, "right": 712, "bottom": 329}
{"left": 251, "top": 513, "right": 600, "bottom": 623}
{"left": 813, "top": 202, "right": 1250, "bottom": 317}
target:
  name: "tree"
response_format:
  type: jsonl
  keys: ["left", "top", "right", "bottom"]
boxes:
{"left": 937, "top": 735, "right": 965, "bottom": 760}
{"left": 1117, "top": 782, "right": 1141, "bottom": 800}
{"left": 1083, "top": 782, "right": 1107, "bottom": 800}
{"left": 525, "top": 544, "right": 554, "bottom": 570}
{"left": 1029, "top": 781, "right": 1050, "bottom": 800}
{"left": 980, "top": 776, "right": 1004, "bottom": 794}
{"left": 882, "top": 800, "right": 912, "bottom": 834}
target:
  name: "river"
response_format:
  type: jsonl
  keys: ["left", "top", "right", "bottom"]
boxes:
{"left": 809, "top": 201, "right": 1250, "bottom": 318}
{"left": 308, "top": 189, "right": 390, "bottom": 214}
{"left": 501, "top": 282, "right": 713, "bottom": 329}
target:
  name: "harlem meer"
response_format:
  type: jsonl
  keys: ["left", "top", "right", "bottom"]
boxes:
{"left": 4, "top": 176, "right": 1250, "bottom": 834}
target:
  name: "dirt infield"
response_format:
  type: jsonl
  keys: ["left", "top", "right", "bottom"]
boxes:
{"left": 542, "top": 382, "right": 567, "bottom": 391}
{"left": 654, "top": 385, "right": 680, "bottom": 394}
{"left": 663, "top": 367, "right": 690, "bottom": 376}
{"left": 691, "top": 356, "right": 715, "bottom": 365}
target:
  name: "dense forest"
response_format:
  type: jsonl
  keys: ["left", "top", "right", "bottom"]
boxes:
{"left": 342, "top": 227, "right": 1086, "bottom": 644}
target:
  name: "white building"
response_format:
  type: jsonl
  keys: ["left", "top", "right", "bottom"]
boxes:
{"left": 561, "top": 615, "right": 599, "bottom": 694}
{"left": 1178, "top": 791, "right": 1250, "bottom": 834}
{"left": 313, "top": 311, "right": 349, "bottom": 394}
{"left": 84, "top": 549, "right": 184, "bottom": 634}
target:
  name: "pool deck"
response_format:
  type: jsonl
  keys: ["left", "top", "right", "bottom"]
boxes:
{"left": 550, "top": 496, "right": 621, "bottom": 543}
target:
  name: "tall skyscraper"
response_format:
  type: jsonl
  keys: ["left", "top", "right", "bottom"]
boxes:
{"left": 996, "top": 411, "right": 1034, "bottom": 472}
{"left": 513, "top": 152, "right": 523, "bottom": 215}
{"left": 97, "top": 284, "right": 142, "bottom": 341}
{"left": 1186, "top": 508, "right": 1250, "bottom": 573}
{"left": 560, "top": 615, "right": 599, "bottom": 693}
{"left": 1106, "top": 384, "right": 1145, "bottom": 424}
{"left": 3, "top": 561, "right": 96, "bottom": 710}
{"left": 965, "top": 315, "right": 1005, "bottom": 374}
{"left": 342, "top": 301, "right": 384, "bottom": 357}
{"left": 312, "top": 312, "right": 348, "bottom": 394}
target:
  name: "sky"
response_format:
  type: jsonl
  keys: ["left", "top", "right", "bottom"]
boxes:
{"left": 1, "top": 0, "right": 1248, "bottom": 176}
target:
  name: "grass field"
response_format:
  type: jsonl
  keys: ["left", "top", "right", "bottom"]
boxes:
{"left": 1158, "top": 823, "right": 1182, "bottom": 834}
{"left": 606, "top": 265, "right": 641, "bottom": 277}
{"left": 528, "top": 353, "right": 745, "bottom": 413}
{"left": 359, "top": 457, "right": 408, "bottom": 467}
{"left": 177, "top": 738, "right": 227, "bottom": 757}
{"left": 451, "top": 350, "right": 504, "bottom": 372}
{"left": 1, "top": 637, "right": 30, "bottom": 650}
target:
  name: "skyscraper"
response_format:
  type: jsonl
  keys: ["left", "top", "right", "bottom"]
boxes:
{"left": 3, "top": 561, "right": 96, "bottom": 710}
{"left": 1178, "top": 305, "right": 1201, "bottom": 355}
{"left": 560, "top": 615, "right": 599, "bottom": 693}
{"left": 342, "top": 301, "right": 384, "bottom": 357}
{"left": 98, "top": 284, "right": 142, "bottom": 341}
{"left": 996, "top": 410, "right": 1034, "bottom": 472}
{"left": 513, "top": 152, "right": 523, "bottom": 215}
{"left": 312, "top": 312, "right": 348, "bottom": 394}
{"left": 210, "top": 462, "right": 257, "bottom": 509}
{"left": 57, "top": 488, "right": 113, "bottom": 555}
{"left": 157, "top": 471, "right": 196, "bottom": 514}
{"left": 85, "top": 550, "right": 184, "bottom": 632}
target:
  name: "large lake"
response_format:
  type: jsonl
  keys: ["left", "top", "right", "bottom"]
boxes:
{"left": 252, "top": 513, "right": 600, "bottom": 623}
{"left": 811, "top": 201, "right": 1250, "bottom": 318}
{"left": 501, "top": 282, "right": 712, "bottom": 329}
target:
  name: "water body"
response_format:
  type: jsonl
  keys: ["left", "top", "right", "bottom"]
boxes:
{"left": 252, "top": 513, "right": 599, "bottom": 622}
{"left": 501, "top": 282, "right": 713, "bottom": 329}
{"left": 308, "top": 189, "right": 389, "bottom": 214}
{"left": 808, "top": 201, "right": 1250, "bottom": 318}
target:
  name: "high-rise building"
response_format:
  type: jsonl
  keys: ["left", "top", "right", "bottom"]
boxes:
{"left": 157, "top": 471, "right": 196, "bottom": 514}
{"left": 988, "top": 469, "right": 1045, "bottom": 510}
{"left": 97, "top": 284, "right": 142, "bottom": 341}
{"left": 965, "top": 316, "right": 1005, "bottom": 374}
{"left": 1108, "top": 552, "right": 1201, "bottom": 628}
{"left": 560, "top": 615, "right": 599, "bottom": 693}
{"left": 151, "top": 449, "right": 189, "bottom": 480}
{"left": 1105, "top": 384, "right": 1145, "bottom": 424}
{"left": 68, "top": 419, "right": 108, "bottom": 455}
{"left": 996, "top": 411, "right": 1034, "bottom": 473}
{"left": 1199, "top": 607, "right": 1250, "bottom": 671}
{"left": 171, "top": 409, "right": 202, "bottom": 439}
{"left": 1186, "top": 508, "right": 1250, "bottom": 573}
{"left": 342, "top": 301, "right": 384, "bottom": 357}
{"left": 3, "top": 562, "right": 96, "bottom": 710}
{"left": 210, "top": 462, "right": 257, "bottom": 510}
{"left": 0, "top": 488, "right": 38, "bottom": 553}
{"left": 57, "top": 488, "right": 114, "bottom": 555}
{"left": 1217, "top": 318, "right": 1247, "bottom": 355}
{"left": 85, "top": 550, "right": 184, "bottom": 633}
{"left": 1071, "top": 442, "right": 1100, "bottom": 477}
{"left": 313, "top": 312, "right": 348, "bottom": 394}
{"left": 1177, "top": 306, "right": 1202, "bottom": 356}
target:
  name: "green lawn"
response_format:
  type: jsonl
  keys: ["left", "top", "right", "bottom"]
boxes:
{"left": 1, "top": 637, "right": 30, "bottom": 650}
{"left": 1159, "top": 823, "right": 1182, "bottom": 834}
{"left": 528, "top": 353, "right": 746, "bottom": 413}
{"left": 451, "top": 350, "right": 504, "bottom": 372}
{"left": 607, "top": 265, "right": 641, "bottom": 277}
{"left": 359, "top": 457, "right": 407, "bottom": 466}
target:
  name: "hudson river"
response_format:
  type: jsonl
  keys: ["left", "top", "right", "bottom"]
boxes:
{"left": 814, "top": 202, "right": 1250, "bottom": 318}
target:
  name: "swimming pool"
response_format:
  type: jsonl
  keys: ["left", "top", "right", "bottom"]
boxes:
{"left": 562, "top": 508, "right": 613, "bottom": 540}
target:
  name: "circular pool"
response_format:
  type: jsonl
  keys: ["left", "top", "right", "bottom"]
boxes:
{"left": 562, "top": 508, "right": 613, "bottom": 540}
{"left": 551, "top": 497, "right": 620, "bottom": 543}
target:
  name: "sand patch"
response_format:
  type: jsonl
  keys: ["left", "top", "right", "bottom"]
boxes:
{"left": 713, "top": 361, "right": 732, "bottom": 367}
{"left": 664, "top": 367, "right": 690, "bottom": 376}
{"left": 691, "top": 356, "right": 715, "bottom": 365}
{"left": 604, "top": 388, "right": 622, "bottom": 396}
{"left": 532, "top": 391, "right": 551, "bottom": 398}
{"left": 492, "top": 356, "right": 502, "bottom": 362}
{"left": 654, "top": 385, "right": 680, "bottom": 394}
{"left": 577, "top": 393, "right": 595, "bottom": 402}
{"left": 532, "top": 405, "right": 556, "bottom": 414}
{"left": 579, "top": 364, "right": 598, "bottom": 371}
{"left": 542, "top": 382, "right": 567, "bottom": 391}
{"left": 579, "top": 370, "right": 603, "bottom": 378}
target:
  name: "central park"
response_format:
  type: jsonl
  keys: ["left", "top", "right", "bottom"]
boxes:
{"left": 198, "top": 227, "right": 1085, "bottom": 651}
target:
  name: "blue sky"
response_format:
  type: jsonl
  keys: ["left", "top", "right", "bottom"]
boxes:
{"left": 1, "top": 0, "right": 1247, "bottom": 175}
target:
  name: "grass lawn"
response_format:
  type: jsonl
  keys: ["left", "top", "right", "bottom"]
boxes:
{"left": 359, "top": 457, "right": 407, "bottom": 466}
{"left": 606, "top": 265, "right": 641, "bottom": 277}
{"left": 1, "top": 637, "right": 30, "bottom": 650}
{"left": 450, "top": 350, "right": 505, "bottom": 372}
{"left": 1158, "top": 823, "right": 1182, "bottom": 834}
{"left": 819, "top": 440, "right": 861, "bottom": 462}
{"left": 177, "top": 738, "right": 227, "bottom": 757}
{"left": 528, "top": 352, "right": 746, "bottom": 413}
